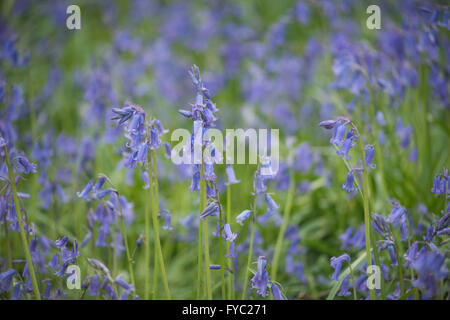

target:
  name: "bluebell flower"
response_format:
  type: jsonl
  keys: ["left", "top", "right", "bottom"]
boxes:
{"left": 223, "top": 223, "right": 237, "bottom": 242}
{"left": 264, "top": 194, "right": 279, "bottom": 211}
{"left": 411, "top": 250, "right": 448, "bottom": 298}
{"left": 226, "top": 165, "right": 240, "bottom": 185}
{"left": 115, "top": 276, "right": 133, "bottom": 292}
{"left": 77, "top": 180, "right": 94, "bottom": 200}
{"left": 212, "top": 222, "right": 221, "bottom": 237}
{"left": 340, "top": 225, "right": 365, "bottom": 250}
{"left": 162, "top": 212, "right": 173, "bottom": 231}
{"left": 209, "top": 264, "right": 221, "bottom": 270}
{"left": 43, "top": 281, "right": 52, "bottom": 299}
{"left": 200, "top": 201, "right": 219, "bottom": 219}
{"left": 271, "top": 283, "right": 284, "bottom": 300}
{"left": 378, "top": 240, "right": 398, "bottom": 266}
{"left": 206, "top": 182, "right": 216, "bottom": 199}
{"left": 236, "top": 210, "right": 251, "bottom": 226}
{"left": 404, "top": 241, "right": 420, "bottom": 269}
{"left": 92, "top": 176, "right": 106, "bottom": 191}
{"left": 178, "top": 109, "right": 192, "bottom": 118}
{"left": 318, "top": 119, "right": 338, "bottom": 129}
{"left": 226, "top": 241, "right": 236, "bottom": 258}
{"left": 294, "top": 1, "right": 310, "bottom": 25}
{"left": 15, "top": 155, "right": 37, "bottom": 174}
{"left": 56, "top": 240, "right": 80, "bottom": 278}
{"left": 436, "top": 212, "right": 450, "bottom": 234}
{"left": 330, "top": 122, "right": 347, "bottom": 146}
{"left": 376, "top": 111, "right": 386, "bottom": 126}
{"left": 338, "top": 277, "right": 351, "bottom": 297}
{"left": 203, "top": 163, "right": 216, "bottom": 181}
{"left": 408, "top": 148, "right": 418, "bottom": 162}
{"left": 89, "top": 274, "right": 100, "bottom": 296}
{"left": 135, "top": 142, "right": 148, "bottom": 163}
{"left": 364, "top": 145, "right": 376, "bottom": 169}
{"left": 254, "top": 170, "right": 267, "bottom": 194}
{"left": 250, "top": 256, "right": 269, "bottom": 297}
{"left": 387, "top": 203, "right": 407, "bottom": 227}
{"left": 387, "top": 244, "right": 398, "bottom": 266}
{"left": 336, "top": 135, "right": 355, "bottom": 160}
{"left": 431, "top": 174, "right": 448, "bottom": 197}
{"left": 371, "top": 212, "right": 391, "bottom": 238}
{"left": 0, "top": 269, "right": 16, "bottom": 293}
{"left": 163, "top": 142, "right": 171, "bottom": 158}
{"left": 330, "top": 253, "right": 350, "bottom": 281}
{"left": 148, "top": 126, "right": 162, "bottom": 150}
{"left": 190, "top": 165, "right": 201, "bottom": 192}
{"left": 400, "top": 222, "right": 409, "bottom": 241}
{"left": 11, "top": 283, "right": 23, "bottom": 300}
{"left": 294, "top": 143, "right": 313, "bottom": 172}
{"left": 93, "top": 188, "right": 113, "bottom": 200}
{"left": 55, "top": 236, "right": 69, "bottom": 249}
{"left": 104, "top": 283, "right": 117, "bottom": 300}
{"left": 112, "top": 105, "right": 136, "bottom": 126}
{"left": 87, "top": 258, "right": 112, "bottom": 279}
{"left": 48, "top": 254, "right": 59, "bottom": 270}
{"left": 341, "top": 171, "right": 356, "bottom": 193}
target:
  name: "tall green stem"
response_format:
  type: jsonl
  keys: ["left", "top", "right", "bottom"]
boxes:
{"left": 394, "top": 242, "right": 405, "bottom": 296}
{"left": 116, "top": 192, "right": 136, "bottom": 292}
{"left": 3, "top": 144, "right": 41, "bottom": 299}
{"left": 150, "top": 150, "right": 171, "bottom": 299}
{"left": 226, "top": 184, "right": 233, "bottom": 300}
{"left": 242, "top": 192, "right": 257, "bottom": 299}
{"left": 197, "top": 217, "right": 203, "bottom": 299}
{"left": 353, "top": 124, "right": 375, "bottom": 300}
{"left": 271, "top": 170, "right": 295, "bottom": 282}
{"left": 216, "top": 186, "right": 225, "bottom": 300}
{"left": 200, "top": 163, "right": 212, "bottom": 299}
{"left": 348, "top": 262, "right": 357, "bottom": 300}
{"left": 144, "top": 169, "right": 151, "bottom": 299}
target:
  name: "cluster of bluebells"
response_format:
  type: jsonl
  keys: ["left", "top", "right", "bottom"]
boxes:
{"left": 82, "top": 258, "right": 134, "bottom": 300}
{"left": 249, "top": 256, "right": 285, "bottom": 300}
{"left": 178, "top": 65, "right": 221, "bottom": 199}
{"left": 431, "top": 169, "right": 449, "bottom": 198}
{"left": 112, "top": 103, "right": 168, "bottom": 170}
{"left": 77, "top": 175, "right": 133, "bottom": 255}
{"left": 319, "top": 118, "right": 375, "bottom": 194}
{"left": 0, "top": 234, "right": 83, "bottom": 299}
{"left": 330, "top": 177, "right": 450, "bottom": 299}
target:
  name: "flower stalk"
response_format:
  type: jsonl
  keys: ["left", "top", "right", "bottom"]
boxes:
{"left": 3, "top": 143, "right": 41, "bottom": 299}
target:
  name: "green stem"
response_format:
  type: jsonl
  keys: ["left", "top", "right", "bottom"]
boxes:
{"left": 197, "top": 217, "right": 203, "bottom": 299}
{"left": 227, "top": 184, "right": 233, "bottom": 300}
{"left": 242, "top": 192, "right": 257, "bottom": 299}
{"left": 152, "top": 247, "right": 158, "bottom": 299}
{"left": 216, "top": 188, "right": 225, "bottom": 300}
{"left": 144, "top": 170, "right": 151, "bottom": 300}
{"left": 395, "top": 245, "right": 405, "bottom": 296}
{"left": 354, "top": 125, "right": 375, "bottom": 300}
{"left": 3, "top": 144, "right": 41, "bottom": 299}
{"left": 348, "top": 262, "right": 357, "bottom": 300}
{"left": 116, "top": 192, "right": 136, "bottom": 292}
{"left": 200, "top": 164, "right": 212, "bottom": 300}
{"left": 150, "top": 150, "right": 171, "bottom": 299}
{"left": 271, "top": 170, "right": 295, "bottom": 282}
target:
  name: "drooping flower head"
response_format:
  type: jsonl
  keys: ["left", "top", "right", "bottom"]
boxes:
{"left": 250, "top": 256, "right": 269, "bottom": 297}
{"left": 330, "top": 253, "right": 350, "bottom": 281}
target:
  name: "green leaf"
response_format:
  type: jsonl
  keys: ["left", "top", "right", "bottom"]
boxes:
{"left": 399, "top": 287, "right": 418, "bottom": 300}
{"left": 327, "top": 251, "right": 367, "bottom": 300}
